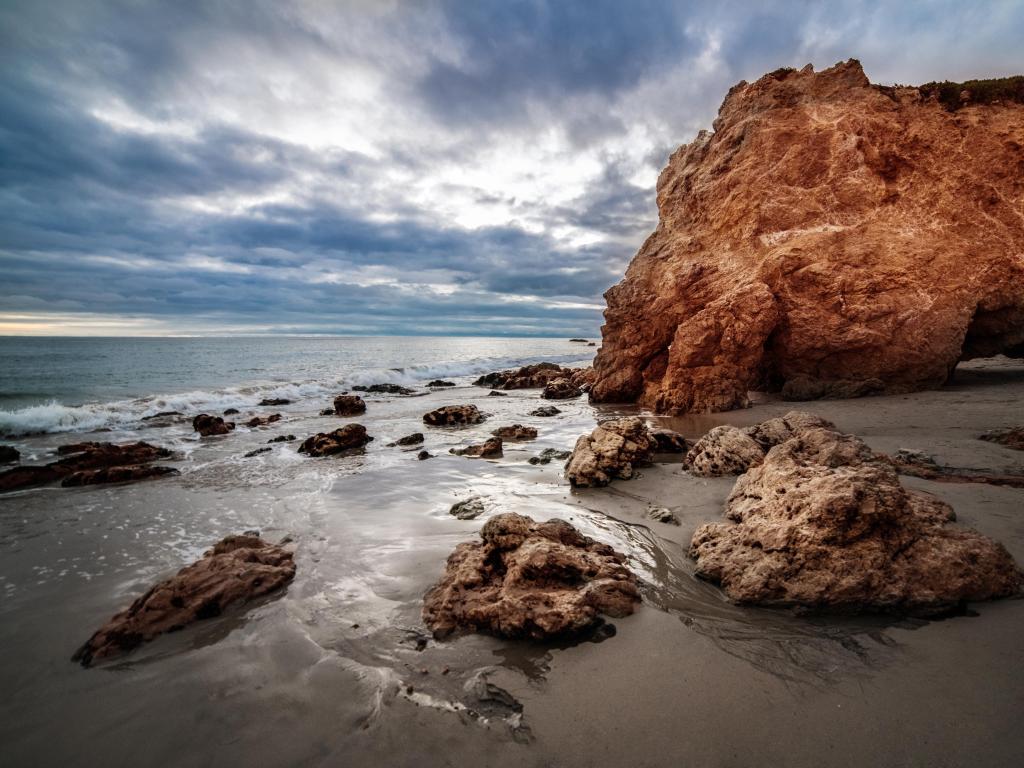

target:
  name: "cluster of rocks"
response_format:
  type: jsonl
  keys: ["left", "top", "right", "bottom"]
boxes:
{"left": 0, "top": 441, "right": 177, "bottom": 492}
{"left": 73, "top": 533, "right": 296, "bottom": 666}
{"left": 473, "top": 363, "right": 595, "bottom": 393}
{"left": 422, "top": 513, "right": 640, "bottom": 639}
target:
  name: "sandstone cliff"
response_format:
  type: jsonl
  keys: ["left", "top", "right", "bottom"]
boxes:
{"left": 591, "top": 60, "right": 1024, "bottom": 413}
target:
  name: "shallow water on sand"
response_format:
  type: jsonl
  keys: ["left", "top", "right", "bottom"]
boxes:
{"left": 1, "top": 350, "right": 1023, "bottom": 767}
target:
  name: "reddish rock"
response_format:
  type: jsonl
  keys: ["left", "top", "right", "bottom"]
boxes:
{"left": 685, "top": 426, "right": 766, "bottom": 477}
{"left": 565, "top": 417, "right": 656, "bottom": 487}
{"left": 72, "top": 534, "right": 296, "bottom": 666}
{"left": 591, "top": 60, "right": 1024, "bottom": 414}
{"left": 192, "top": 414, "right": 235, "bottom": 437}
{"left": 333, "top": 394, "right": 367, "bottom": 416}
{"left": 0, "top": 465, "right": 63, "bottom": 492}
{"left": 423, "top": 513, "right": 639, "bottom": 639}
{"left": 245, "top": 414, "right": 281, "bottom": 428}
{"left": 62, "top": 465, "right": 179, "bottom": 487}
{"left": 423, "top": 404, "right": 486, "bottom": 426}
{"left": 474, "top": 363, "right": 577, "bottom": 390}
{"left": 298, "top": 424, "right": 372, "bottom": 457}
{"left": 542, "top": 378, "right": 583, "bottom": 400}
{"left": 1, "top": 441, "right": 175, "bottom": 492}
{"left": 491, "top": 424, "right": 538, "bottom": 440}
{"left": 55, "top": 441, "right": 171, "bottom": 469}
{"left": 689, "top": 426, "right": 1022, "bottom": 615}
{"left": 450, "top": 437, "right": 503, "bottom": 458}
{"left": 258, "top": 398, "right": 290, "bottom": 406}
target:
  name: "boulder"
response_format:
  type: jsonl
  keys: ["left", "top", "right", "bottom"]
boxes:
{"left": 426, "top": 380, "right": 455, "bottom": 387}
{"left": 245, "top": 414, "right": 281, "bottom": 428}
{"left": 193, "top": 414, "right": 235, "bottom": 437}
{"left": 450, "top": 437, "right": 503, "bottom": 458}
{"left": 72, "top": 534, "right": 296, "bottom": 666}
{"left": 258, "top": 398, "right": 290, "bottom": 406}
{"left": 474, "top": 363, "right": 576, "bottom": 390}
{"left": 450, "top": 496, "right": 486, "bottom": 520}
{"left": 744, "top": 411, "right": 836, "bottom": 451}
{"left": 423, "top": 404, "right": 485, "bottom": 426}
{"left": 685, "top": 426, "right": 766, "bottom": 477}
{"left": 650, "top": 428, "right": 688, "bottom": 453}
{"left": 541, "top": 378, "right": 583, "bottom": 400}
{"left": 387, "top": 432, "right": 424, "bottom": 447}
{"left": 487, "top": 390, "right": 508, "bottom": 397}
{"left": 62, "top": 465, "right": 179, "bottom": 486}
{"left": 689, "top": 426, "right": 1022, "bottom": 615}
{"left": 568, "top": 366, "right": 597, "bottom": 392}
{"left": 352, "top": 383, "right": 415, "bottom": 395}
{"left": 0, "top": 465, "right": 64, "bottom": 492}
{"left": 223, "top": 408, "right": 240, "bottom": 416}
{"left": 267, "top": 434, "right": 295, "bottom": 443}
{"left": 333, "top": 394, "right": 367, "bottom": 416}
{"left": 565, "top": 417, "right": 656, "bottom": 487}
{"left": 298, "top": 425, "right": 372, "bottom": 457}
{"left": 417, "top": 450, "right": 433, "bottom": 460}
{"left": 530, "top": 406, "right": 561, "bottom": 417}
{"left": 979, "top": 427, "right": 1024, "bottom": 452}
{"left": 422, "top": 513, "right": 640, "bottom": 639}
{"left": 491, "top": 424, "right": 538, "bottom": 441}
{"left": 2, "top": 441, "right": 175, "bottom": 492}
{"left": 590, "top": 60, "right": 1024, "bottom": 414}
{"left": 528, "top": 448, "right": 571, "bottom": 466}
{"left": 0, "top": 445, "right": 21, "bottom": 464}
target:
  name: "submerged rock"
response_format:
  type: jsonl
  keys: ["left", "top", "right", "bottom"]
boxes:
{"left": 423, "top": 404, "right": 485, "bottom": 426}
{"left": 193, "top": 414, "right": 235, "bottom": 437}
{"left": 0, "top": 445, "right": 21, "bottom": 464}
{"left": 422, "top": 513, "right": 639, "bottom": 639}
{"left": 450, "top": 496, "right": 486, "bottom": 520}
{"left": 491, "top": 424, "right": 538, "bottom": 440}
{"left": 72, "top": 534, "right": 296, "bottom": 666}
{"left": 690, "top": 426, "right": 1022, "bottom": 615}
{"left": 387, "top": 432, "right": 424, "bottom": 447}
{"left": 1, "top": 441, "right": 176, "bottom": 491}
{"left": 530, "top": 405, "right": 561, "bottom": 417}
{"left": 565, "top": 417, "right": 656, "bottom": 487}
{"left": 450, "top": 437, "right": 503, "bottom": 458}
{"left": 979, "top": 426, "right": 1024, "bottom": 452}
{"left": 267, "top": 434, "right": 295, "bottom": 443}
{"left": 352, "top": 383, "right": 415, "bottom": 395}
{"left": 417, "top": 450, "right": 433, "bottom": 460}
{"left": 474, "top": 363, "right": 579, "bottom": 390}
{"left": 62, "top": 465, "right": 179, "bottom": 486}
{"left": 487, "top": 390, "right": 508, "bottom": 397}
{"left": 258, "top": 398, "right": 290, "bottom": 406}
{"left": 541, "top": 378, "right": 582, "bottom": 400}
{"left": 142, "top": 410, "right": 184, "bottom": 421}
{"left": 333, "top": 394, "right": 367, "bottom": 416}
{"left": 426, "top": 380, "right": 455, "bottom": 387}
{"left": 298, "top": 424, "right": 372, "bottom": 457}
{"left": 685, "top": 426, "right": 765, "bottom": 477}
{"left": 243, "top": 447, "right": 273, "bottom": 458}
{"left": 528, "top": 448, "right": 571, "bottom": 465}
{"left": 245, "top": 414, "right": 281, "bottom": 428}
{"left": 590, "top": 60, "right": 1024, "bottom": 414}
{"left": 223, "top": 408, "right": 239, "bottom": 415}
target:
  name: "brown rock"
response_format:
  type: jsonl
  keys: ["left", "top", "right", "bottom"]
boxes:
{"left": 530, "top": 405, "right": 561, "bottom": 417}
{"left": 55, "top": 441, "right": 172, "bottom": 468}
{"left": 474, "top": 363, "right": 578, "bottom": 390}
{"left": 298, "top": 424, "right": 373, "bottom": 457}
{"left": 387, "top": 432, "right": 424, "bottom": 447}
{"left": 0, "top": 465, "right": 64, "bottom": 492}
{"left": 565, "top": 417, "right": 656, "bottom": 487}
{"left": 62, "top": 465, "right": 179, "bottom": 487}
{"left": 258, "top": 398, "right": 290, "bottom": 406}
{"left": 979, "top": 427, "right": 1024, "bottom": 451}
{"left": 650, "top": 428, "right": 688, "bottom": 453}
{"left": 352, "top": 383, "right": 415, "bottom": 395}
{"left": 450, "top": 437, "right": 503, "bottom": 458}
{"left": 245, "top": 413, "right": 281, "bottom": 428}
{"left": 568, "top": 366, "right": 597, "bottom": 391}
{"left": 542, "top": 378, "right": 583, "bottom": 400}
{"left": 491, "top": 424, "right": 538, "bottom": 440}
{"left": 690, "top": 426, "right": 1022, "bottom": 615}
{"left": 422, "top": 513, "right": 640, "bottom": 639}
{"left": 72, "top": 534, "right": 295, "bottom": 666}
{"left": 685, "top": 426, "right": 765, "bottom": 477}
{"left": 744, "top": 411, "right": 837, "bottom": 450}
{"left": 591, "top": 60, "right": 1024, "bottom": 414}
{"left": 1, "top": 441, "right": 175, "bottom": 492}
{"left": 192, "top": 414, "right": 235, "bottom": 437}
{"left": 890, "top": 449, "right": 1024, "bottom": 488}
{"left": 423, "top": 404, "right": 485, "bottom": 426}
{"left": 333, "top": 394, "right": 367, "bottom": 416}
{"left": 426, "top": 380, "right": 455, "bottom": 387}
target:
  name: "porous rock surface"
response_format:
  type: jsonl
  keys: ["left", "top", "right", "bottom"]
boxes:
{"left": 541, "top": 378, "right": 583, "bottom": 400}
{"left": 565, "top": 417, "right": 656, "bottom": 487}
{"left": 423, "top": 404, "right": 485, "bottom": 426}
{"left": 298, "top": 424, "right": 372, "bottom": 456}
{"left": 689, "top": 425, "right": 1022, "bottom": 614}
{"left": 73, "top": 534, "right": 295, "bottom": 666}
{"left": 491, "top": 424, "right": 538, "bottom": 440}
{"left": 422, "top": 513, "right": 639, "bottom": 639}
{"left": 591, "top": 60, "right": 1024, "bottom": 414}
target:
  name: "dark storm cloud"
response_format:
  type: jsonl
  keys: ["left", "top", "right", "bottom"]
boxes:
{"left": 1, "top": 0, "right": 1023, "bottom": 335}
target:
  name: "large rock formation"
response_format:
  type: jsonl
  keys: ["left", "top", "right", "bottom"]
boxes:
{"left": 591, "top": 60, "right": 1024, "bottom": 414}
{"left": 423, "top": 513, "right": 639, "bottom": 639}
{"left": 690, "top": 425, "right": 1022, "bottom": 615}
{"left": 0, "top": 441, "right": 175, "bottom": 492}
{"left": 73, "top": 533, "right": 295, "bottom": 666}
{"left": 565, "top": 417, "right": 657, "bottom": 487}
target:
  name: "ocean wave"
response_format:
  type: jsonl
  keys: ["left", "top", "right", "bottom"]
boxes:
{"left": 0, "top": 351, "right": 592, "bottom": 436}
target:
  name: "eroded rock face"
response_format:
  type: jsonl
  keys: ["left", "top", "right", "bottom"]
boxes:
{"left": 193, "top": 414, "right": 235, "bottom": 437}
{"left": 427, "top": 380, "right": 455, "bottom": 387}
{"left": 542, "top": 378, "right": 583, "bottom": 400}
{"left": 591, "top": 60, "right": 1024, "bottom": 414}
{"left": 689, "top": 426, "right": 1022, "bottom": 615}
{"left": 333, "top": 394, "right": 367, "bottom": 416}
{"left": 422, "top": 513, "right": 639, "bottom": 639}
{"left": 565, "top": 417, "right": 656, "bottom": 487}
{"left": 450, "top": 437, "right": 503, "bottom": 458}
{"left": 491, "top": 424, "right": 538, "bottom": 440}
{"left": 685, "top": 426, "right": 765, "bottom": 477}
{"left": 298, "top": 425, "right": 372, "bottom": 456}
{"left": 423, "top": 405, "right": 485, "bottom": 426}
{"left": 980, "top": 427, "right": 1024, "bottom": 451}
{"left": 72, "top": 534, "right": 296, "bottom": 666}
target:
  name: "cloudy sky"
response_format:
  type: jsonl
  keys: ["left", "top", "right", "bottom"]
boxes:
{"left": 2, "top": 1, "right": 1022, "bottom": 336}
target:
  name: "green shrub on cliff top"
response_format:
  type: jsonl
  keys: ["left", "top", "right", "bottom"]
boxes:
{"left": 918, "top": 75, "right": 1024, "bottom": 110}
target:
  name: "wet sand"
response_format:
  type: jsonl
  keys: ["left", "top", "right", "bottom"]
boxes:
{"left": 1, "top": 357, "right": 1022, "bottom": 767}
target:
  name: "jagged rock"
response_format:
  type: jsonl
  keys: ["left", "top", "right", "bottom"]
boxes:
{"left": 298, "top": 425, "right": 372, "bottom": 457}
{"left": 685, "top": 426, "right": 765, "bottom": 477}
{"left": 0, "top": 445, "right": 20, "bottom": 464}
{"left": 72, "top": 534, "right": 296, "bottom": 666}
{"left": 450, "top": 437, "right": 503, "bottom": 458}
{"left": 245, "top": 413, "right": 281, "bottom": 428}
{"left": 142, "top": 410, "right": 184, "bottom": 421}
{"left": 193, "top": 414, "right": 235, "bottom": 437}
{"left": 223, "top": 408, "right": 240, "bottom": 416}
{"left": 62, "top": 465, "right": 179, "bottom": 486}
{"left": 647, "top": 507, "right": 680, "bottom": 525}
{"left": 528, "top": 448, "right": 571, "bottom": 466}
{"left": 979, "top": 427, "right": 1024, "bottom": 451}
{"left": 491, "top": 425, "right": 538, "bottom": 441}
{"left": 650, "top": 429, "right": 688, "bottom": 453}
{"left": 423, "top": 404, "right": 485, "bottom": 426}
{"left": 258, "top": 398, "right": 290, "bottom": 406}
{"left": 450, "top": 497, "right": 486, "bottom": 520}
{"left": 426, "top": 380, "right": 455, "bottom": 387}
{"left": 352, "top": 383, "right": 415, "bottom": 395}
{"left": 530, "top": 406, "right": 561, "bottom": 417}
{"left": 541, "top": 378, "right": 582, "bottom": 400}
{"left": 565, "top": 417, "right": 656, "bottom": 487}
{"left": 423, "top": 513, "right": 640, "bottom": 639}
{"left": 388, "top": 432, "right": 424, "bottom": 447}
{"left": 591, "top": 60, "right": 1024, "bottom": 414}
{"left": 244, "top": 447, "right": 272, "bottom": 458}
{"left": 690, "top": 426, "right": 1022, "bottom": 615}
{"left": 0, "top": 465, "right": 64, "bottom": 492}
{"left": 474, "top": 363, "right": 578, "bottom": 390}
{"left": 417, "top": 450, "right": 433, "bottom": 460}
{"left": 745, "top": 411, "right": 837, "bottom": 450}
{"left": 568, "top": 367, "right": 597, "bottom": 392}
{"left": 487, "top": 390, "right": 508, "bottom": 397}
{"left": 333, "top": 394, "right": 367, "bottom": 416}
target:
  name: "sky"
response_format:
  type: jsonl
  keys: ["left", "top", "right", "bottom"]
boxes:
{"left": 1, "top": 1, "right": 1022, "bottom": 337}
